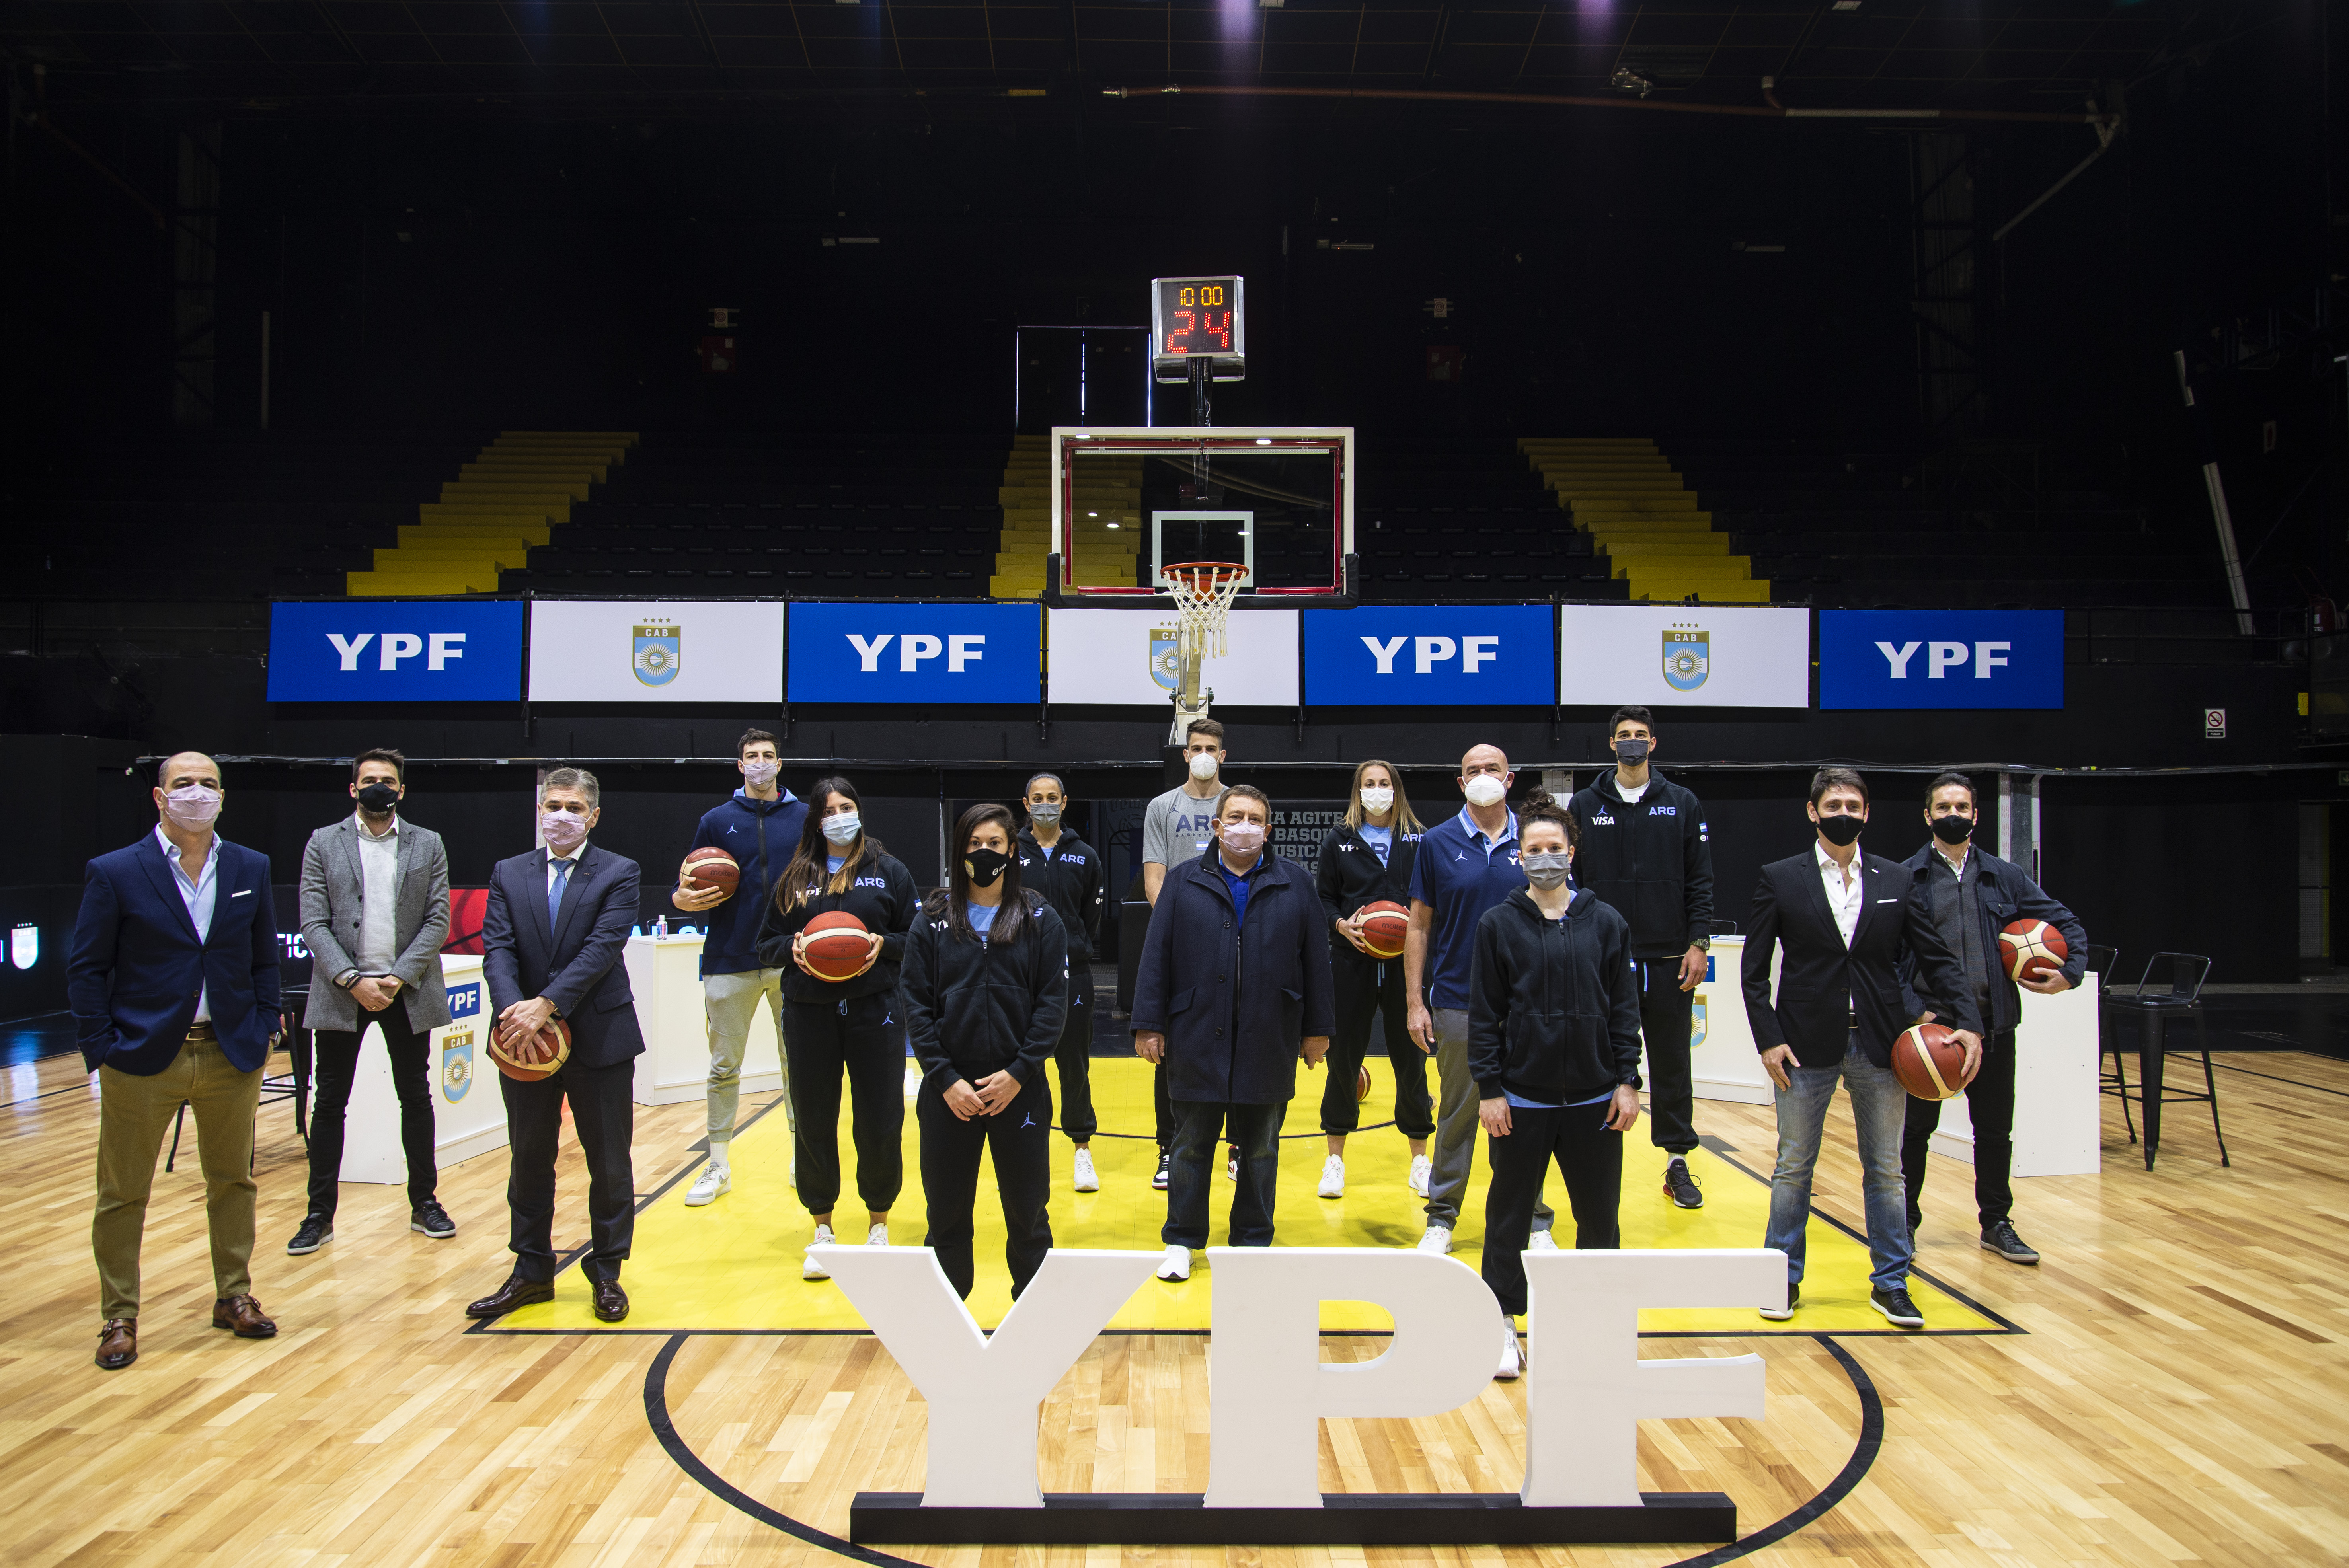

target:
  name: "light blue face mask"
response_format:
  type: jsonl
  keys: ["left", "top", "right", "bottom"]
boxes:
{"left": 821, "top": 812, "right": 862, "bottom": 846}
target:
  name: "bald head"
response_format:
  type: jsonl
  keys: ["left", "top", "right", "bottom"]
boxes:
{"left": 158, "top": 752, "right": 222, "bottom": 791}
{"left": 1460, "top": 743, "right": 1509, "bottom": 775}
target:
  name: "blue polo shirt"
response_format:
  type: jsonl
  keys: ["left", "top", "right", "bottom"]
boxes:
{"left": 1409, "top": 806, "right": 1523, "bottom": 1010}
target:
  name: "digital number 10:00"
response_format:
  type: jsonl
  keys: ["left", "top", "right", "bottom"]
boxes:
{"left": 1173, "top": 285, "right": 1228, "bottom": 308}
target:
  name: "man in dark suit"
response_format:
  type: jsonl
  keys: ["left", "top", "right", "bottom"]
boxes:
{"left": 1741, "top": 766, "right": 1981, "bottom": 1330}
{"left": 466, "top": 767, "right": 645, "bottom": 1324}
{"left": 67, "top": 751, "right": 284, "bottom": 1371}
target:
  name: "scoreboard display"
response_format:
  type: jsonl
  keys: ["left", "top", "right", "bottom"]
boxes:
{"left": 1151, "top": 275, "right": 1246, "bottom": 382}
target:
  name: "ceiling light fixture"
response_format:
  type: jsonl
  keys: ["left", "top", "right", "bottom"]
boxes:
{"left": 1611, "top": 67, "right": 1654, "bottom": 99}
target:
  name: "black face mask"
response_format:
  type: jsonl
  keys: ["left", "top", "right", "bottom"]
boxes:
{"left": 356, "top": 782, "right": 401, "bottom": 814}
{"left": 1613, "top": 737, "right": 1651, "bottom": 764}
{"left": 1929, "top": 814, "right": 1975, "bottom": 845}
{"left": 1815, "top": 812, "right": 1864, "bottom": 847}
{"left": 963, "top": 847, "right": 1012, "bottom": 888}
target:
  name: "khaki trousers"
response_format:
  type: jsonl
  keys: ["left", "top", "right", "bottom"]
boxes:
{"left": 94, "top": 1034, "right": 262, "bottom": 1322}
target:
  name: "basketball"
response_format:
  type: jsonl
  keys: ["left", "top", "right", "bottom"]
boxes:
{"left": 1892, "top": 1021, "right": 1968, "bottom": 1101}
{"left": 1357, "top": 900, "right": 1409, "bottom": 960}
{"left": 801, "top": 909, "right": 874, "bottom": 981}
{"left": 680, "top": 845, "right": 739, "bottom": 897}
{"left": 487, "top": 1016, "right": 571, "bottom": 1082}
{"left": 2000, "top": 917, "right": 2069, "bottom": 984}
{"left": 1356, "top": 1065, "right": 1372, "bottom": 1102}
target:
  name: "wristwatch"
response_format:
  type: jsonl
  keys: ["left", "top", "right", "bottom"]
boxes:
{"left": 335, "top": 968, "right": 360, "bottom": 989}
{"left": 1691, "top": 935, "right": 1712, "bottom": 953}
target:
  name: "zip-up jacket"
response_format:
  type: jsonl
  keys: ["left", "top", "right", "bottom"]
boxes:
{"left": 754, "top": 848, "right": 921, "bottom": 1003}
{"left": 1897, "top": 841, "right": 2088, "bottom": 1035}
{"left": 1466, "top": 888, "right": 1644, "bottom": 1104}
{"left": 1314, "top": 822, "right": 1423, "bottom": 968}
{"left": 678, "top": 789, "right": 809, "bottom": 977}
{"left": 1568, "top": 769, "right": 1713, "bottom": 959}
{"left": 899, "top": 889, "right": 1070, "bottom": 1092}
{"left": 1015, "top": 828, "right": 1106, "bottom": 963}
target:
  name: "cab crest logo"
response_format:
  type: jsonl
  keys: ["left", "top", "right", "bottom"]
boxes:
{"left": 442, "top": 1030, "right": 474, "bottom": 1102}
{"left": 1690, "top": 999, "right": 1708, "bottom": 1048}
{"left": 634, "top": 623, "right": 682, "bottom": 688}
{"left": 1148, "top": 625, "right": 1181, "bottom": 693}
{"left": 1663, "top": 625, "right": 1709, "bottom": 692}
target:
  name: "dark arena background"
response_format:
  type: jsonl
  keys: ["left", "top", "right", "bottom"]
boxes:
{"left": 6, "top": 4, "right": 2349, "bottom": 1565}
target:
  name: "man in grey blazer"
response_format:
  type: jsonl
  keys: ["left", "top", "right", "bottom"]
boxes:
{"left": 289, "top": 748, "right": 455, "bottom": 1255}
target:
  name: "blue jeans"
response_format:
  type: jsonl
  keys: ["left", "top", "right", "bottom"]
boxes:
{"left": 1764, "top": 1036, "right": 1913, "bottom": 1293}
{"left": 1164, "top": 1100, "right": 1285, "bottom": 1249}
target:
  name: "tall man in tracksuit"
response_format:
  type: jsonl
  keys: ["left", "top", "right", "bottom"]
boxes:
{"left": 671, "top": 728, "right": 808, "bottom": 1206}
{"left": 1015, "top": 773, "right": 1108, "bottom": 1192}
{"left": 1899, "top": 770, "right": 2088, "bottom": 1267}
{"left": 1570, "top": 706, "right": 1714, "bottom": 1210}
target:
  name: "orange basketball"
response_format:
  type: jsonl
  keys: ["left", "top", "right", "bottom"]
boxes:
{"left": 1357, "top": 1065, "right": 1372, "bottom": 1102}
{"left": 1999, "top": 918, "right": 2068, "bottom": 984}
{"left": 681, "top": 845, "right": 740, "bottom": 897}
{"left": 1357, "top": 900, "right": 1410, "bottom": 960}
{"left": 488, "top": 1016, "right": 571, "bottom": 1081}
{"left": 1892, "top": 1021, "right": 1966, "bottom": 1101}
{"left": 801, "top": 910, "right": 874, "bottom": 981}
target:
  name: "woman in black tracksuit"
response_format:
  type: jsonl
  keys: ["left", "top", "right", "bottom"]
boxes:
{"left": 1313, "top": 759, "right": 1435, "bottom": 1197}
{"left": 901, "top": 802, "right": 1070, "bottom": 1300}
{"left": 1015, "top": 773, "right": 1106, "bottom": 1190}
{"left": 756, "top": 775, "right": 920, "bottom": 1276}
{"left": 1468, "top": 791, "right": 1643, "bottom": 1379}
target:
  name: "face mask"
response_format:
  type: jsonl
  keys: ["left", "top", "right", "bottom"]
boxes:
{"left": 540, "top": 811, "right": 589, "bottom": 853}
{"left": 355, "top": 781, "right": 401, "bottom": 814}
{"left": 1522, "top": 851, "right": 1573, "bottom": 890}
{"left": 1219, "top": 821, "right": 1267, "bottom": 856}
{"left": 1462, "top": 774, "right": 1507, "bottom": 808}
{"left": 1188, "top": 752, "right": 1220, "bottom": 782}
{"left": 163, "top": 784, "right": 223, "bottom": 828}
{"left": 821, "top": 812, "right": 863, "bottom": 847}
{"left": 1815, "top": 812, "right": 1864, "bottom": 847}
{"left": 1613, "top": 737, "right": 1651, "bottom": 764}
{"left": 741, "top": 759, "right": 780, "bottom": 789}
{"left": 963, "top": 847, "right": 1012, "bottom": 888}
{"left": 1027, "top": 802, "right": 1063, "bottom": 826}
{"left": 1930, "top": 814, "right": 1975, "bottom": 845}
{"left": 1359, "top": 786, "right": 1395, "bottom": 816}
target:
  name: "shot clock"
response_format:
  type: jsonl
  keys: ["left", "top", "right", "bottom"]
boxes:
{"left": 1151, "top": 275, "right": 1246, "bottom": 382}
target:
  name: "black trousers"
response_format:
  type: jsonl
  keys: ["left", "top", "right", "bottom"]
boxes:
{"left": 501, "top": 1054, "right": 634, "bottom": 1285}
{"left": 784, "top": 992, "right": 906, "bottom": 1218}
{"left": 1634, "top": 957, "right": 1699, "bottom": 1156}
{"left": 918, "top": 1071, "right": 1055, "bottom": 1299}
{"left": 1054, "top": 967, "right": 1097, "bottom": 1143}
{"left": 1165, "top": 1099, "right": 1285, "bottom": 1247}
{"left": 1902, "top": 1027, "right": 2016, "bottom": 1229}
{"left": 1322, "top": 950, "right": 1434, "bottom": 1138}
{"left": 1155, "top": 1064, "right": 1225, "bottom": 1151}
{"left": 1480, "top": 1099, "right": 1623, "bottom": 1317}
{"left": 308, "top": 1009, "right": 439, "bottom": 1217}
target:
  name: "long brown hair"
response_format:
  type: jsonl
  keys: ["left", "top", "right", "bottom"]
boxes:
{"left": 1342, "top": 759, "right": 1424, "bottom": 834}
{"left": 926, "top": 803, "right": 1031, "bottom": 945}
{"left": 777, "top": 775, "right": 889, "bottom": 910}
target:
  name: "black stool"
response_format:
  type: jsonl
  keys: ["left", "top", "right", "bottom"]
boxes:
{"left": 2084, "top": 944, "right": 2128, "bottom": 1139}
{"left": 2100, "top": 952, "right": 2228, "bottom": 1169}
{"left": 166, "top": 999, "right": 312, "bottom": 1173}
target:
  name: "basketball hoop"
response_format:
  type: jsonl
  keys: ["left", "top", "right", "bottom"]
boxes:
{"left": 1160, "top": 561, "right": 1248, "bottom": 659}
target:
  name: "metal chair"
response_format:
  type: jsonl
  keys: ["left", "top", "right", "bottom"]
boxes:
{"left": 165, "top": 997, "right": 312, "bottom": 1173}
{"left": 2084, "top": 944, "right": 2131, "bottom": 1141}
{"left": 2100, "top": 952, "right": 2228, "bottom": 1169}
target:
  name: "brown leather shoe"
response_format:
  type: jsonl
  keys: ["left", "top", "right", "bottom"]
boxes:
{"left": 591, "top": 1279, "right": 629, "bottom": 1323}
{"left": 212, "top": 1295, "right": 278, "bottom": 1338}
{"left": 465, "top": 1275, "right": 555, "bottom": 1318}
{"left": 96, "top": 1319, "right": 137, "bottom": 1370}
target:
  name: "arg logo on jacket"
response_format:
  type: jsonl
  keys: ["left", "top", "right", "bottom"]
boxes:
{"left": 1663, "top": 625, "right": 1709, "bottom": 692}
{"left": 634, "top": 623, "right": 682, "bottom": 688}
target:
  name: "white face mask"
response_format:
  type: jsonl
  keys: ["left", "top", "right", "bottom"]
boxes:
{"left": 540, "top": 811, "right": 589, "bottom": 853}
{"left": 741, "top": 759, "right": 780, "bottom": 789}
{"left": 1220, "top": 821, "right": 1267, "bottom": 856}
{"left": 1188, "top": 751, "right": 1220, "bottom": 782}
{"left": 162, "top": 783, "right": 223, "bottom": 828}
{"left": 1462, "top": 774, "right": 1507, "bottom": 808}
{"left": 821, "top": 812, "right": 863, "bottom": 847}
{"left": 1359, "top": 786, "right": 1394, "bottom": 816}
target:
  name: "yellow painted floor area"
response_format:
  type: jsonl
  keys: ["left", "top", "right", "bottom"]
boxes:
{"left": 494, "top": 1056, "right": 1997, "bottom": 1336}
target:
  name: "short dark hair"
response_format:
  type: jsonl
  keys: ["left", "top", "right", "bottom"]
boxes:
{"left": 1024, "top": 772, "right": 1066, "bottom": 799}
{"left": 1809, "top": 766, "right": 1869, "bottom": 808}
{"left": 1518, "top": 789, "right": 1582, "bottom": 850}
{"left": 737, "top": 728, "right": 779, "bottom": 758}
{"left": 1924, "top": 771, "right": 1976, "bottom": 808}
{"left": 353, "top": 748, "right": 405, "bottom": 783}
{"left": 1215, "top": 783, "right": 1271, "bottom": 819}
{"left": 1183, "top": 718, "right": 1226, "bottom": 744}
{"left": 1608, "top": 705, "right": 1655, "bottom": 737}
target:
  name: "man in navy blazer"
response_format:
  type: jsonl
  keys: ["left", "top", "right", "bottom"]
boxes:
{"left": 67, "top": 751, "right": 284, "bottom": 1371}
{"left": 466, "top": 767, "right": 646, "bottom": 1325}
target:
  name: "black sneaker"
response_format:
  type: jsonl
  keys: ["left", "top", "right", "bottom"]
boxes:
{"left": 411, "top": 1200, "right": 457, "bottom": 1239}
{"left": 1758, "top": 1283, "right": 1799, "bottom": 1321}
{"left": 1980, "top": 1220, "right": 2040, "bottom": 1265}
{"left": 285, "top": 1215, "right": 332, "bottom": 1256}
{"left": 1870, "top": 1287, "right": 1925, "bottom": 1329}
{"left": 1906, "top": 1207, "right": 1922, "bottom": 1234}
{"left": 1663, "top": 1158, "right": 1704, "bottom": 1209}
{"left": 1152, "top": 1151, "right": 1171, "bottom": 1191}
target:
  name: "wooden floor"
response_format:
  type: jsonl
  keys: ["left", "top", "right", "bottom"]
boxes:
{"left": 4, "top": 1045, "right": 2346, "bottom": 1567}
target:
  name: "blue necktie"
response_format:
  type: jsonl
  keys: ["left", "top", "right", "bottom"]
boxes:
{"left": 548, "top": 857, "right": 573, "bottom": 931}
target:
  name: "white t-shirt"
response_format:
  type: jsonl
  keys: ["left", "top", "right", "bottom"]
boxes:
{"left": 1616, "top": 779, "right": 1650, "bottom": 805}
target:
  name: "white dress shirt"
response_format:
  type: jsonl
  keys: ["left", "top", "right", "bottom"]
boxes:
{"left": 155, "top": 824, "right": 219, "bottom": 1021}
{"left": 1814, "top": 840, "right": 1864, "bottom": 949}
{"left": 354, "top": 812, "right": 402, "bottom": 972}
{"left": 546, "top": 844, "right": 587, "bottom": 903}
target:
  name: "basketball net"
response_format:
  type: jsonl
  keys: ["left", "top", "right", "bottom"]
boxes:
{"left": 1160, "top": 562, "right": 1245, "bottom": 745}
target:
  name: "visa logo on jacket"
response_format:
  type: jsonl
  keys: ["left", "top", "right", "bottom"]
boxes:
{"left": 267, "top": 601, "right": 525, "bottom": 701}
{"left": 1818, "top": 610, "right": 2062, "bottom": 710}
{"left": 1302, "top": 606, "right": 1553, "bottom": 705}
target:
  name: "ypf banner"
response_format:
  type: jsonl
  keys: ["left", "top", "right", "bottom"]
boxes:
{"left": 267, "top": 600, "right": 525, "bottom": 702}
{"left": 527, "top": 600, "right": 784, "bottom": 703}
{"left": 1558, "top": 604, "right": 1810, "bottom": 709}
{"left": 1817, "top": 610, "right": 2063, "bottom": 709}
{"left": 1045, "top": 607, "right": 1300, "bottom": 707}
{"left": 1302, "top": 606, "right": 1554, "bottom": 706}
{"left": 790, "top": 602, "right": 1039, "bottom": 703}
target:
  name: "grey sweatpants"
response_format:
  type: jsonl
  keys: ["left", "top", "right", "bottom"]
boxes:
{"left": 705, "top": 967, "right": 792, "bottom": 1143}
{"left": 1425, "top": 1007, "right": 1552, "bottom": 1235}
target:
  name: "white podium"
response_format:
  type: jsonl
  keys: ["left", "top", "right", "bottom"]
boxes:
{"left": 623, "top": 933, "right": 784, "bottom": 1107}
{"left": 332, "top": 955, "right": 511, "bottom": 1182}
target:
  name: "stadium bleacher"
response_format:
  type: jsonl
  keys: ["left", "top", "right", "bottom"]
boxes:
{"left": 1354, "top": 437, "right": 1620, "bottom": 602}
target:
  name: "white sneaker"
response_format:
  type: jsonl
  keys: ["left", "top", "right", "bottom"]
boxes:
{"left": 1073, "top": 1148, "right": 1100, "bottom": 1192}
{"left": 1495, "top": 1315, "right": 1523, "bottom": 1381}
{"left": 1316, "top": 1155, "right": 1347, "bottom": 1198}
{"left": 1226, "top": 1147, "right": 1239, "bottom": 1182}
{"left": 867, "top": 1223, "right": 889, "bottom": 1247}
{"left": 1417, "top": 1225, "right": 1454, "bottom": 1255}
{"left": 1156, "top": 1244, "right": 1192, "bottom": 1281}
{"left": 684, "top": 1159, "right": 730, "bottom": 1206}
{"left": 803, "top": 1223, "right": 835, "bottom": 1280}
{"left": 1408, "top": 1155, "right": 1431, "bottom": 1198}
{"left": 1528, "top": 1229, "right": 1561, "bottom": 1252}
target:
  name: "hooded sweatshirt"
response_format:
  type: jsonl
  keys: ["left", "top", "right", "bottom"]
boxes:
{"left": 1466, "top": 886, "right": 1644, "bottom": 1104}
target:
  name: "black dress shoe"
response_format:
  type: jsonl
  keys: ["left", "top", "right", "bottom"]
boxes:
{"left": 466, "top": 1276, "right": 555, "bottom": 1318}
{"left": 592, "top": 1280, "right": 630, "bottom": 1322}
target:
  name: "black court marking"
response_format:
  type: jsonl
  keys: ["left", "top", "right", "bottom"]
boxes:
{"left": 639, "top": 1328, "right": 1887, "bottom": 1567}
{"left": 2211, "top": 1058, "right": 2349, "bottom": 1099}
{"left": 1066, "top": 1118, "right": 1401, "bottom": 1141}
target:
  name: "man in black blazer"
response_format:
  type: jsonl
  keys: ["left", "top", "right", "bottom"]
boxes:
{"left": 1741, "top": 767, "right": 1980, "bottom": 1330}
{"left": 466, "top": 767, "right": 646, "bottom": 1324}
